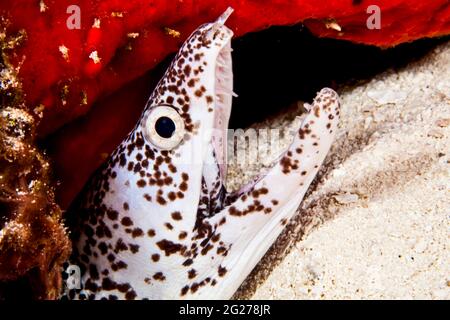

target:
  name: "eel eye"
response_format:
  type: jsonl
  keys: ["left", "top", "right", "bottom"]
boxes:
{"left": 144, "top": 105, "right": 185, "bottom": 150}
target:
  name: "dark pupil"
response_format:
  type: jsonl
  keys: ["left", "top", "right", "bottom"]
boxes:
{"left": 155, "top": 116, "right": 176, "bottom": 138}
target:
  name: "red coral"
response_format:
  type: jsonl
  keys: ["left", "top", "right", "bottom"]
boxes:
{"left": 1, "top": 0, "right": 449, "bottom": 136}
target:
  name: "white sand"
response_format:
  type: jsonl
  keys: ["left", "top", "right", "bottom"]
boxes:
{"left": 229, "top": 41, "right": 450, "bottom": 300}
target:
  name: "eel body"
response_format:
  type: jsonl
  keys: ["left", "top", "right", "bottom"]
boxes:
{"left": 67, "top": 8, "right": 341, "bottom": 300}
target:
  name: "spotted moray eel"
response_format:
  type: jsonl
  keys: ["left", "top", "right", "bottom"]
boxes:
{"left": 65, "top": 8, "right": 341, "bottom": 300}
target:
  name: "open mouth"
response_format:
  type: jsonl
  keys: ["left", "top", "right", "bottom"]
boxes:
{"left": 197, "top": 13, "right": 235, "bottom": 217}
{"left": 212, "top": 38, "right": 234, "bottom": 182}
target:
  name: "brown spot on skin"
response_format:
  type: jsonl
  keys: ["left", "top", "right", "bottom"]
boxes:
{"left": 123, "top": 202, "right": 129, "bottom": 211}
{"left": 153, "top": 272, "right": 166, "bottom": 281}
{"left": 183, "top": 258, "right": 193, "bottom": 266}
{"left": 194, "top": 53, "right": 203, "bottom": 61}
{"left": 151, "top": 254, "right": 160, "bottom": 262}
{"left": 121, "top": 217, "right": 133, "bottom": 226}
{"left": 183, "top": 65, "right": 191, "bottom": 76}
{"left": 137, "top": 179, "right": 146, "bottom": 187}
{"left": 188, "top": 269, "right": 197, "bottom": 279}
{"left": 127, "top": 162, "right": 134, "bottom": 171}
{"left": 164, "top": 177, "right": 173, "bottom": 185}
{"left": 228, "top": 206, "right": 240, "bottom": 216}
{"left": 314, "top": 106, "right": 320, "bottom": 117}
{"left": 171, "top": 211, "right": 182, "bottom": 221}
{"left": 201, "top": 244, "right": 213, "bottom": 255}
{"left": 218, "top": 265, "right": 227, "bottom": 277}
{"left": 98, "top": 242, "right": 108, "bottom": 255}
{"left": 168, "top": 192, "right": 177, "bottom": 201}
{"left": 165, "top": 223, "right": 173, "bottom": 230}
{"left": 181, "top": 286, "right": 189, "bottom": 296}
{"left": 119, "top": 154, "right": 127, "bottom": 167}
{"left": 217, "top": 246, "right": 226, "bottom": 255}
{"left": 147, "top": 229, "right": 156, "bottom": 237}
{"left": 157, "top": 196, "right": 167, "bottom": 205}
{"left": 125, "top": 290, "right": 137, "bottom": 300}
{"left": 112, "top": 260, "right": 128, "bottom": 271}
{"left": 129, "top": 244, "right": 140, "bottom": 254}
{"left": 187, "top": 79, "right": 195, "bottom": 87}
{"left": 191, "top": 283, "right": 200, "bottom": 293}
{"left": 168, "top": 164, "right": 177, "bottom": 173}
{"left": 156, "top": 239, "right": 183, "bottom": 256}
{"left": 89, "top": 264, "right": 100, "bottom": 280}
{"left": 107, "top": 210, "right": 119, "bottom": 220}
{"left": 135, "top": 136, "right": 145, "bottom": 148}
{"left": 114, "top": 238, "right": 128, "bottom": 253}
{"left": 101, "top": 277, "right": 116, "bottom": 291}
{"left": 179, "top": 181, "right": 188, "bottom": 192}
{"left": 280, "top": 156, "right": 297, "bottom": 174}
{"left": 178, "top": 231, "right": 187, "bottom": 240}
{"left": 131, "top": 228, "right": 144, "bottom": 238}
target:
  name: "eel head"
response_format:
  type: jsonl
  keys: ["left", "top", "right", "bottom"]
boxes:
{"left": 67, "top": 8, "right": 341, "bottom": 300}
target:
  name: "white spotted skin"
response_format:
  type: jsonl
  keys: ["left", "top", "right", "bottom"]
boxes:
{"left": 66, "top": 9, "right": 341, "bottom": 300}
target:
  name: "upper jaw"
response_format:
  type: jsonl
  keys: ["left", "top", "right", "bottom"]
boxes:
{"left": 199, "top": 36, "right": 234, "bottom": 216}
{"left": 211, "top": 38, "right": 233, "bottom": 183}
{"left": 197, "top": 19, "right": 235, "bottom": 216}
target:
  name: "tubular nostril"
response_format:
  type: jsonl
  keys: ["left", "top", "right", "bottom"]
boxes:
{"left": 215, "top": 7, "right": 234, "bottom": 26}
{"left": 209, "top": 7, "right": 234, "bottom": 39}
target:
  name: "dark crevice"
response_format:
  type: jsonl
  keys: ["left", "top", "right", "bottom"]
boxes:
{"left": 230, "top": 24, "right": 448, "bottom": 129}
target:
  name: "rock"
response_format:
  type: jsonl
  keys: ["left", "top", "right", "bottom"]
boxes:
{"left": 0, "top": 36, "right": 70, "bottom": 300}
{"left": 367, "top": 88, "right": 408, "bottom": 104}
{"left": 333, "top": 193, "right": 360, "bottom": 204}
{"left": 435, "top": 118, "right": 450, "bottom": 128}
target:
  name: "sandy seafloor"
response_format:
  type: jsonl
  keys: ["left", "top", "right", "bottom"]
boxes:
{"left": 227, "top": 41, "right": 450, "bottom": 299}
